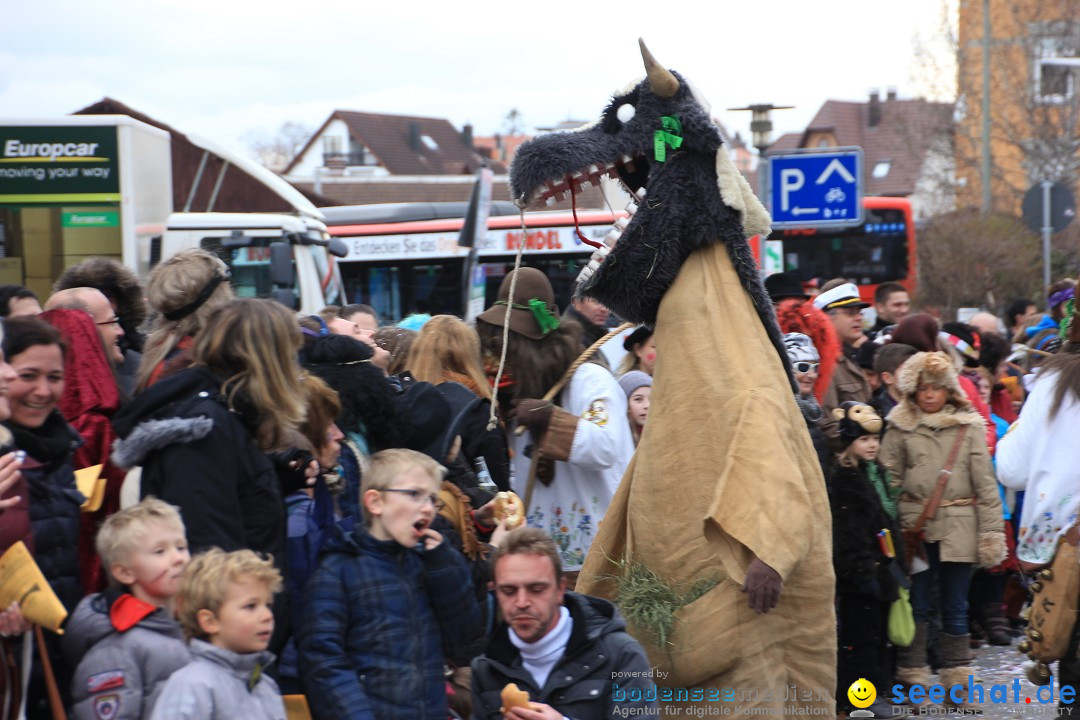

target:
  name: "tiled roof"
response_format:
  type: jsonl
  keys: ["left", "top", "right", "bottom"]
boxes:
{"left": 285, "top": 111, "right": 505, "bottom": 175}
{"left": 767, "top": 132, "right": 804, "bottom": 153}
{"left": 473, "top": 135, "right": 530, "bottom": 164}
{"left": 73, "top": 97, "right": 306, "bottom": 214}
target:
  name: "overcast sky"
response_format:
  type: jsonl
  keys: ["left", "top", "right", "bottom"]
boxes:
{"left": 2, "top": 0, "right": 957, "bottom": 164}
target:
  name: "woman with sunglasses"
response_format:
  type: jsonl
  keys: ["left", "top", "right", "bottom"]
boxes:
{"left": 785, "top": 333, "right": 830, "bottom": 480}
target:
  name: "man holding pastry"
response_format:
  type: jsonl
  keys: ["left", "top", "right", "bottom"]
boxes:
{"left": 471, "top": 527, "right": 655, "bottom": 720}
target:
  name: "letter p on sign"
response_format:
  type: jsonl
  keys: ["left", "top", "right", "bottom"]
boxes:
{"left": 780, "top": 169, "right": 804, "bottom": 212}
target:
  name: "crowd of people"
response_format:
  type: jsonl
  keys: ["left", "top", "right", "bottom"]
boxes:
{"left": 0, "top": 254, "right": 658, "bottom": 720}
{"left": 0, "top": 248, "right": 1076, "bottom": 719}
{"left": 766, "top": 272, "right": 1080, "bottom": 716}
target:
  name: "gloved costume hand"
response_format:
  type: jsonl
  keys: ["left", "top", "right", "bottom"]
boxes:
{"left": 514, "top": 399, "right": 554, "bottom": 441}
{"left": 742, "top": 557, "right": 783, "bottom": 614}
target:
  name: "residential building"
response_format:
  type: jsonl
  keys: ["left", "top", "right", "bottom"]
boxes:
{"left": 956, "top": 0, "right": 1080, "bottom": 213}
{"left": 284, "top": 111, "right": 534, "bottom": 206}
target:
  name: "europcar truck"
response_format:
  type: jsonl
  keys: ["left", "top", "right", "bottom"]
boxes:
{"left": 0, "top": 115, "right": 344, "bottom": 313}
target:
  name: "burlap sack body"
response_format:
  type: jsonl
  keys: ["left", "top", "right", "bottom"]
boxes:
{"left": 578, "top": 243, "right": 836, "bottom": 716}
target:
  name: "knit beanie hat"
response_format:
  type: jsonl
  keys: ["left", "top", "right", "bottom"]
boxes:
{"left": 832, "top": 401, "right": 883, "bottom": 449}
{"left": 618, "top": 370, "right": 652, "bottom": 398}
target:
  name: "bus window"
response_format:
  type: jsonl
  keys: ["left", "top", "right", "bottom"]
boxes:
{"left": 306, "top": 245, "right": 345, "bottom": 307}
{"left": 777, "top": 208, "right": 909, "bottom": 286}
{"left": 201, "top": 240, "right": 299, "bottom": 306}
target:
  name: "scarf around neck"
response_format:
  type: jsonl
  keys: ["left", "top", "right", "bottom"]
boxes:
{"left": 507, "top": 605, "right": 572, "bottom": 689}
{"left": 865, "top": 460, "right": 898, "bottom": 520}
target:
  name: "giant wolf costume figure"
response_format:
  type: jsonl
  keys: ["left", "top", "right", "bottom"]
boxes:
{"left": 508, "top": 41, "right": 835, "bottom": 715}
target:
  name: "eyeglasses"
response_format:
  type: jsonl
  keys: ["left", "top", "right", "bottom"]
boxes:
{"left": 95, "top": 317, "right": 121, "bottom": 326}
{"left": 382, "top": 488, "right": 445, "bottom": 511}
{"left": 793, "top": 361, "right": 820, "bottom": 373}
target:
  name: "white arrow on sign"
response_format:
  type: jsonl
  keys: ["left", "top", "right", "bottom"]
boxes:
{"left": 791, "top": 207, "right": 820, "bottom": 215}
{"left": 815, "top": 158, "right": 855, "bottom": 185}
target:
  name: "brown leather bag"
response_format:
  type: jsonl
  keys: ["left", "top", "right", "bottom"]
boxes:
{"left": 901, "top": 426, "right": 968, "bottom": 574}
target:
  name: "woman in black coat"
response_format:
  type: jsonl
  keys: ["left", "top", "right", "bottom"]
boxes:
{"left": 113, "top": 299, "right": 309, "bottom": 561}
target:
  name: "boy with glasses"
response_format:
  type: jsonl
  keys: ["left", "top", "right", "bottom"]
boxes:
{"left": 299, "top": 448, "right": 482, "bottom": 720}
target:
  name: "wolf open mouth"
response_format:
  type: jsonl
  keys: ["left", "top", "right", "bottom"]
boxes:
{"left": 525, "top": 157, "right": 649, "bottom": 283}
{"left": 506, "top": 39, "right": 789, "bottom": 380}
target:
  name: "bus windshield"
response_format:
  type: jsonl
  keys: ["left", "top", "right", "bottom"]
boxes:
{"left": 775, "top": 206, "right": 910, "bottom": 286}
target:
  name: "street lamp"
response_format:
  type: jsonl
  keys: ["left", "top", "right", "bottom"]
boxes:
{"left": 727, "top": 103, "right": 795, "bottom": 156}
{"left": 728, "top": 104, "right": 794, "bottom": 199}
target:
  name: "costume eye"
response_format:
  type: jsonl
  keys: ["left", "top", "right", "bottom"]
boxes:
{"left": 601, "top": 89, "right": 641, "bottom": 134}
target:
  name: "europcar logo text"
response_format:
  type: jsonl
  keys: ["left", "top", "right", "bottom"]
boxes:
{"left": 892, "top": 676, "right": 1077, "bottom": 708}
{"left": 2, "top": 140, "right": 107, "bottom": 162}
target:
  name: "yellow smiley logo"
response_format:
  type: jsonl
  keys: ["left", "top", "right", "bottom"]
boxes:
{"left": 847, "top": 678, "right": 876, "bottom": 709}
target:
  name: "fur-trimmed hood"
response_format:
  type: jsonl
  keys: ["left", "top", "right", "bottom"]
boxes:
{"left": 887, "top": 401, "right": 985, "bottom": 433}
{"left": 894, "top": 351, "right": 971, "bottom": 411}
{"left": 111, "top": 367, "right": 224, "bottom": 468}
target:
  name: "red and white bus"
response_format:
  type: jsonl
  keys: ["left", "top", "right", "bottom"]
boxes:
{"left": 325, "top": 196, "right": 915, "bottom": 321}
{"left": 326, "top": 208, "right": 625, "bottom": 320}
{"left": 751, "top": 196, "right": 917, "bottom": 303}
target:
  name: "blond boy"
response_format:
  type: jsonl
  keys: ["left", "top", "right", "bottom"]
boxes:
{"left": 299, "top": 448, "right": 482, "bottom": 720}
{"left": 62, "top": 497, "right": 192, "bottom": 720}
{"left": 150, "top": 549, "right": 285, "bottom": 720}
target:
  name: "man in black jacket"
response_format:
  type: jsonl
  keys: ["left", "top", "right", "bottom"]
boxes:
{"left": 471, "top": 527, "right": 656, "bottom": 720}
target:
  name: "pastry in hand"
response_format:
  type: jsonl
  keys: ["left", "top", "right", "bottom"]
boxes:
{"left": 499, "top": 682, "right": 537, "bottom": 714}
{"left": 494, "top": 491, "right": 525, "bottom": 528}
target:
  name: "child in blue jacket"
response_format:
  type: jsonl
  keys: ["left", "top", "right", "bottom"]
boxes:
{"left": 298, "top": 449, "right": 482, "bottom": 720}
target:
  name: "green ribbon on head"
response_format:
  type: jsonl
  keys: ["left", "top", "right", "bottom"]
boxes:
{"left": 494, "top": 298, "right": 561, "bottom": 335}
{"left": 653, "top": 115, "right": 683, "bottom": 163}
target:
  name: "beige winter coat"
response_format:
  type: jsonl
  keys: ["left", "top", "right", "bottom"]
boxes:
{"left": 879, "top": 402, "right": 1004, "bottom": 565}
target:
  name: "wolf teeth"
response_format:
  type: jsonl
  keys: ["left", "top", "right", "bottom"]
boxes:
{"left": 626, "top": 201, "right": 638, "bottom": 215}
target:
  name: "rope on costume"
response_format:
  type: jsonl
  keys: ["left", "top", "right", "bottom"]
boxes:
{"left": 486, "top": 203, "right": 529, "bottom": 432}
{"left": 514, "top": 321, "right": 635, "bottom": 437}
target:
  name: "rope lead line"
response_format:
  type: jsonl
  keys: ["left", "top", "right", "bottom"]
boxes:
{"left": 486, "top": 205, "right": 529, "bottom": 432}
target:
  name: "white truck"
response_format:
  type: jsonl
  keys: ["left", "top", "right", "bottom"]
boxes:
{"left": 0, "top": 115, "right": 345, "bottom": 314}
{"left": 158, "top": 211, "right": 346, "bottom": 314}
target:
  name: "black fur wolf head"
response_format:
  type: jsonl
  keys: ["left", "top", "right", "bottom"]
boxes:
{"left": 509, "top": 40, "right": 789, "bottom": 379}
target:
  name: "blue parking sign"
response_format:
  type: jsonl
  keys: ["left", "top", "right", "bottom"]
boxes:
{"left": 767, "top": 149, "right": 863, "bottom": 227}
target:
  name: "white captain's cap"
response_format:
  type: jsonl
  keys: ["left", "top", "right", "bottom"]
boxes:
{"left": 812, "top": 283, "right": 870, "bottom": 312}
